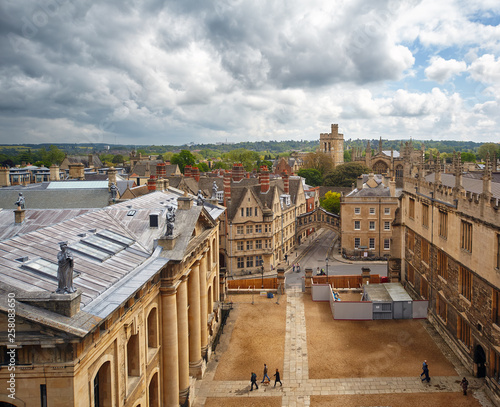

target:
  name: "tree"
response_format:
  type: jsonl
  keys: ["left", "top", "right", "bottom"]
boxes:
{"left": 41, "top": 145, "right": 65, "bottom": 166}
{"left": 171, "top": 150, "right": 196, "bottom": 173}
{"left": 223, "top": 148, "right": 260, "bottom": 171}
{"left": 196, "top": 162, "right": 210, "bottom": 172}
{"left": 323, "top": 162, "right": 371, "bottom": 187}
{"left": 343, "top": 149, "right": 352, "bottom": 162}
{"left": 303, "top": 151, "right": 334, "bottom": 176}
{"left": 460, "top": 152, "right": 476, "bottom": 162}
{"left": 477, "top": 143, "right": 499, "bottom": 161}
{"left": 112, "top": 154, "right": 125, "bottom": 164}
{"left": 297, "top": 168, "right": 323, "bottom": 187}
{"left": 320, "top": 191, "right": 341, "bottom": 214}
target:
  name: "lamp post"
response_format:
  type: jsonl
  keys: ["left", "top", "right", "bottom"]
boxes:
{"left": 261, "top": 260, "right": 264, "bottom": 289}
{"left": 325, "top": 257, "right": 329, "bottom": 284}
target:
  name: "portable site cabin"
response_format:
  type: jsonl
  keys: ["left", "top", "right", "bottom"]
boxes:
{"left": 363, "top": 283, "right": 413, "bottom": 320}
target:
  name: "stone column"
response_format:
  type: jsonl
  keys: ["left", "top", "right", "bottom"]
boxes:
{"left": 200, "top": 254, "right": 208, "bottom": 358}
{"left": 160, "top": 285, "right": 179, "bottom": 407}
{"left": 277, "top": 267, "right": 285, "bottom": 294}
{"left": 176, "top": 275, "right": 190, "bottom": 403}
{"left": 305, "top": 267, "right": 313, "bottom": 293}
{"left": 188, "top": 261, "right": 203, "bottom": 377}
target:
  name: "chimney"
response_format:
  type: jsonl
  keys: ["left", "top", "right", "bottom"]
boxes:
{"left": 482, "top": 155, "right": 492, "bottom": 200}
{"left": 389, "top": 178, "right": 396, "bottom": 197}
{"left": 223, "top": 171, "right": 231, "bottom": 204}
{"left": 435, "top": 153, "right": 442, "bottom": 184}
{"left": 356, "top": 176, "right": 363, "bottom": 190}
{"left": 178, "top": 196, "right": 193, "bottom": 210}
{"left": 232, "top": 163, "right": 244, "bottom": 182}
{"left": 260, "top": 166, "right": 270, "bottom": 193}
{"left": 147, "top": 175, "right": 156, "bottom": 191}
{"left": 88, "top": 154, "right": 94, "bottom": 169}
{"left": 184, "top": 165, "right": 192, "bottom": 178}
{"left": 68, "top": 163, "right": 84, "bottom": 180}
{"left": 191, "top": 167, "right": 200, "bottom": 182}
{"left": 156, "top": 162, "right": 166, "bottom": 178}
{"left": 145, "top": 163, "right": 151, "bottom": 178}
{"left": 49, "top": 164, "right": 59, "bottom": 181}
{"left": 246, "top": 172, "right": 250, "bottom": 179}
{"left": 0, "top": 167, "right": 10, "bottom": 187}
{"left": 108, "top": 166, "right": 117, "bottom": 187}
{"left": 283, "top": 170, "right": 289, "bottom": 194}
{"left": 15, "top": 208, "right": 26, "bottom": 224}
{"left": 382, "top": 174, "right": 389, "bottom": 187}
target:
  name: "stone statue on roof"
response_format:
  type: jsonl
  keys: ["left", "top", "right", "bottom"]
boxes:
{"left": 14, "top": 192, "right": 25, "bottom": 210}
{"left": 212, "top": 181, "right": 218, "bottom": 199}
{"left": 197, "top": 189, "right": 205, "bottom": 206}
{"left": 166, "top": 205, "right": 176, "bottom": 236}
{"left": 109, "top": 182, "right": 118, "bottom": 201}
{"left": 56, "top": 242, "right": 76, "bottom": 294}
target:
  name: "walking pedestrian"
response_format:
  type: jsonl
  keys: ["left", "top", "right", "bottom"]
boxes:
{"left": 250, "top": 371, "right": 258, "bottom": 391}
{"left": 292, "top": 264, "right": 295, "bottom": 272}
{"left": 273, "top": 368, "right": 282, "bottom": 387}
{"left": 420, "top": 360, "right": 430, "bottom": 383}
{"left": 461, "top": 377, "right": 469, "bottom": 395}
{"left": 261, "top": 364, "right": 271, "bottom": 383}
{"left": 297, "top": 264, "right": 300, "bottom": 273}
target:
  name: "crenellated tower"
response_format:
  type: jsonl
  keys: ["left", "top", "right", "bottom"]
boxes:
{"left": 319, "top": 123, "right": 344, "bottom": 168}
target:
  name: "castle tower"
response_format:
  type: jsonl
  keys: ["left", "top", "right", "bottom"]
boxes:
{"left": 319, "top": 123, "right": 344, "bottom": 168}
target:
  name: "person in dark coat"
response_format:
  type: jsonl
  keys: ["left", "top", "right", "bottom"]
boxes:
{"left": 250, "top": 372, "right": 258, "bottom": 391}
{"left": 273, "top": 368, "right": 282, "bottom": 387}
{"left": 420, "top": 360, "right": 430, "bottom": 382}
{"left": 261, "top": 364, "right": 270, "bottom": 383}
{"left": 461, "top": 377, "right": 469, "bottom": 395}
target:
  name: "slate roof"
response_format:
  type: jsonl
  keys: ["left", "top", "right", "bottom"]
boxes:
{"left": 425, "top": 173, "right": 500, "bottom": 199}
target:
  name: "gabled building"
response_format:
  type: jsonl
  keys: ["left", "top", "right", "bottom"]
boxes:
{"left": 0, "top": 190, "right": 225, "bottom": 406}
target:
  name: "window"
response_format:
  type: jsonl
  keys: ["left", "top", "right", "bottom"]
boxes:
{"left": 354, "top": 238, "right": 360, "bottom": 248}
{"left": 246, "top": 241, "right": 253, "bottom": 250}
{"left": 255, "top": 255, "right": 263, "bottom": 266}
{"left": 409, "top": 198, "right": 415, "bottom": 219}
{"left": 421, "top": 278, "right": 429, "bottom": 299}
{"left": 422, "top": 239, "right": 429, "bottom": 264}
{"left": 255, "top": 224, "right": 262, "bottom": 233}
{"left": 492, "top": 351, "right": 500, "bottom": 384}
{"left": 147, "top": 308, "right": 158, "bottom": 350}
{"left": 369, "top": 207, "right": 375, "bottom": 215}
{"left": 459, "top": 266, "right": 472, "bottom": 302}
{"left": 94, "top": 362, "right": 112, "bottom": 407}
{"left": 439, "top": 211, "right": 448, "bottom": 238}
{"left": 255, "top": 207, "right": 258, "bottom": 216}
{"left": 369, "top": 238, "right": 375, "bottom": 249}
{"left": 422, "top": 203, "right": 429, "bottom": 227}
{"left": 384, "top": 207, "right": 390, "bottom": 215}
{"left": 384, "top": 221, "right": 390, "bottom": 231}
{"left": 408, "top": 229, "right": 414, "bottom": 252}
{"left": 461, "top": 220, "right": 473, "bottom": 253}
{"left": 354, "top": 207, "right": 360, "bottom": 214}
{"left": 354, "top": 221, "right": 360, "bottom": 230}
{"left": 127, "top": 332, "right": 140, "bottom": 377}
{"left": 246, "top": 256, "right": 254, "bottom": 268}
{"left": 241, "top": 208, "right": 244, "bottom": 217}
{"left": 237, "top": 241, "right": 244, "bottom": 251}
{"left": 237, "top": 226, "right": 244, "bottom": 234}
{"left": 497, "top": 234, "right": 500, "bottom": 269}
{"left": 437, "top": 293, "right": 447, "bottom": 323}
{"left": 408, "top": 265, "right": 414, "bottom": 285}
{"left": 237, "top": 257, "right": 244, "bottom": 268}
{"left": 384, "top": 239, "right": 390, "bottom": 250}
{"left": 246, "top": 207, "right": 252, "bottom": 217}
{"left": 246, "top": 225, "right": 253, "bottom": 234}
{"left": 493, "top": 289, "right": 500, "bottom": 325}
{"left": 265, "top": 224, "right": 270, "bottom": 233}
{"left": 255, "top": 240, "right": 262, "bottom": 249}
{"left": 369, "top": 221, "right": 375, "bottom": 230}
{"left": 437, "top": 250, "right": 448, "bottom": 280}
{"left": 458, "top": 315, "right": 471, "bottom": 349}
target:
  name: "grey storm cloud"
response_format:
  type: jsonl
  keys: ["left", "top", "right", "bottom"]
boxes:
{"left": 0, "top": 0, "right": 498, "bottom": 144}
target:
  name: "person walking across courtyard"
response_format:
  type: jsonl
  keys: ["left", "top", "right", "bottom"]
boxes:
{"left": 461, "top": 377, "right": 469, "bottom": 395}
{"left": 273, "top": 368, "right": 282, "bottom": 387}
{"left": 420, "top": 360, "right": 430, "bottom": 382}
{"left": 261, "top": 364, "right": 270, "bottom": 383}
{"left": 250, "top": 371, "right": 258, "bottom": 391}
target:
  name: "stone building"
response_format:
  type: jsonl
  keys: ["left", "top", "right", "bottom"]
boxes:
{"left": 59, "top": 153, "right": 103, "bottom": 171}
{"left": 341, "top": 173, "right": 400, "bottom": 259}
{"left": 319, "top": 124, "right": 344, "bottom": 168}
{"left": 390, "top": 154, "right": 500, "bottom": 401}
{"left": 0, "top": 189, "right": 224, "bottom": 406}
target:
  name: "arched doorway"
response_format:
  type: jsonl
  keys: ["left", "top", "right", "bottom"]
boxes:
{"left": 474, "top": 345, "right": 486, "bottom": 378}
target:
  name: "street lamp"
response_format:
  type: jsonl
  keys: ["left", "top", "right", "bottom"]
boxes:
{"left": 261, "top": 260, "right": 264, "bottom": 289}
{"left": 325, "top": 257, "right": 329, "bottom": 284}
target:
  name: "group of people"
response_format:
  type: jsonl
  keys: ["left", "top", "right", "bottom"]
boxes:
{"left": 420, "top": 360, "right": 469, "bottom": 396}
{"left": 250, "top": 364, "right": 282, "bottom": 390}
{"left": 292, "top": 263, "right": 300, "bottom": 273}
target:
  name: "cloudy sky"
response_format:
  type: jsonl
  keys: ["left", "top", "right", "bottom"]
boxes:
{"left": 1, "top": 0, "right": 500, "bottom": 146}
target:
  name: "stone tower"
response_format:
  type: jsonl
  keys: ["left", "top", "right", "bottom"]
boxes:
{"left": 319, "top": 124, "right": 344, "bottom": 168}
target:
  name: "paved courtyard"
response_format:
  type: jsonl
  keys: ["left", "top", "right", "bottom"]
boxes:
{"left": 193, "top": 288, "right": 495, "bottom": 406}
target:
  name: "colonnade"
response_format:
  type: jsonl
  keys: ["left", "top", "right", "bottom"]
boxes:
{"left": 160, "top": 246, "right": 220, "bottom": 406}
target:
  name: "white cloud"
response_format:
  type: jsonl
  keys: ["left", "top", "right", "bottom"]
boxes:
{"left": 425, "top": 57, "right": 467, "bottom": 83}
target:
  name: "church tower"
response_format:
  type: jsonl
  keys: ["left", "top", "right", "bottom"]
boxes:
{"left": 319, "top": 124, "right": 344, "bottom": 167}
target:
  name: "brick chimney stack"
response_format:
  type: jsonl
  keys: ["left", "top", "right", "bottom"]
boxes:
{"left": 147, "top": 175, "right": 157, "bottom": 191}
{"left": 191, "top": 167, "right": 200, "bottom": 182}
{"left": 156, "top": 162, "right": 166, "bottom": 178}
{"left": 283, "top": 170, "right": 289, "bottom": 194}
{"left": 223, "top": 171, "right": 231, "bottom": 204}
{"left": 184, "top": 165, "right": 192, "bottom": 178}
{"left": 260, "top": 166, "right": 270, "bottom": 193}
{"left": 232, "top": 163, "right": 244, "bottom": 182}
{"left": 108, "top": 166, "right": 117, "bottom": 187}
{"left": 49, "top": 164, "right": 59, "bottom": 181}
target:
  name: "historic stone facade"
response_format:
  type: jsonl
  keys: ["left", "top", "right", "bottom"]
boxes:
{"left": 319, "top": 124, "right": 344, "bottom": 168}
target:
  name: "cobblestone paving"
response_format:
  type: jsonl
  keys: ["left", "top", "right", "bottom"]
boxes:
{"left": 193, "top": 288, "right": 495, "bottom": 406}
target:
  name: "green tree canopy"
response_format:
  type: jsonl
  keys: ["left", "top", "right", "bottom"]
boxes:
{"left": 171, "top": 150, "right": 196, "bottom": 173}
{"left": 112, "top": 154, "right": 125, "bottom": 164}
{"left": 303, "top": 151, "right": 334, "bottom": 176}
{"left": 196, "top": 162, "right": 210, "bottom": 172}
{"left": 460, "top": 152, "right": 476, "bottom": 162}
{"left": 297, "top": 168, "right": 323, "bottom": 187}
{"left": 477, "top": 143, "right": 499, "bottom": 161}
{"left": 223, "top": 148, "right": 260, "bottom": 171}
{"left": 323, "top": 162, "right": 371, "bottom": 187}
{"left": 320, "top": 191, "right": 341, "bottom": 214}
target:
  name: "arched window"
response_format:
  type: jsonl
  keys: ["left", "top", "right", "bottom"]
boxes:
{"left": 93, "top": 361, "right": 112, "bottom": 407}
{"left": 373, "top": 161, "right": 388, "bottom": 174}
{"left": 147, "top": 308, "right": 158, "bottom": 350}
{"left": 127, "top": 333, "right": 140, "bottom": 377}
{"left": 148, "top": 373, "right": 159, "bottom": 407}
